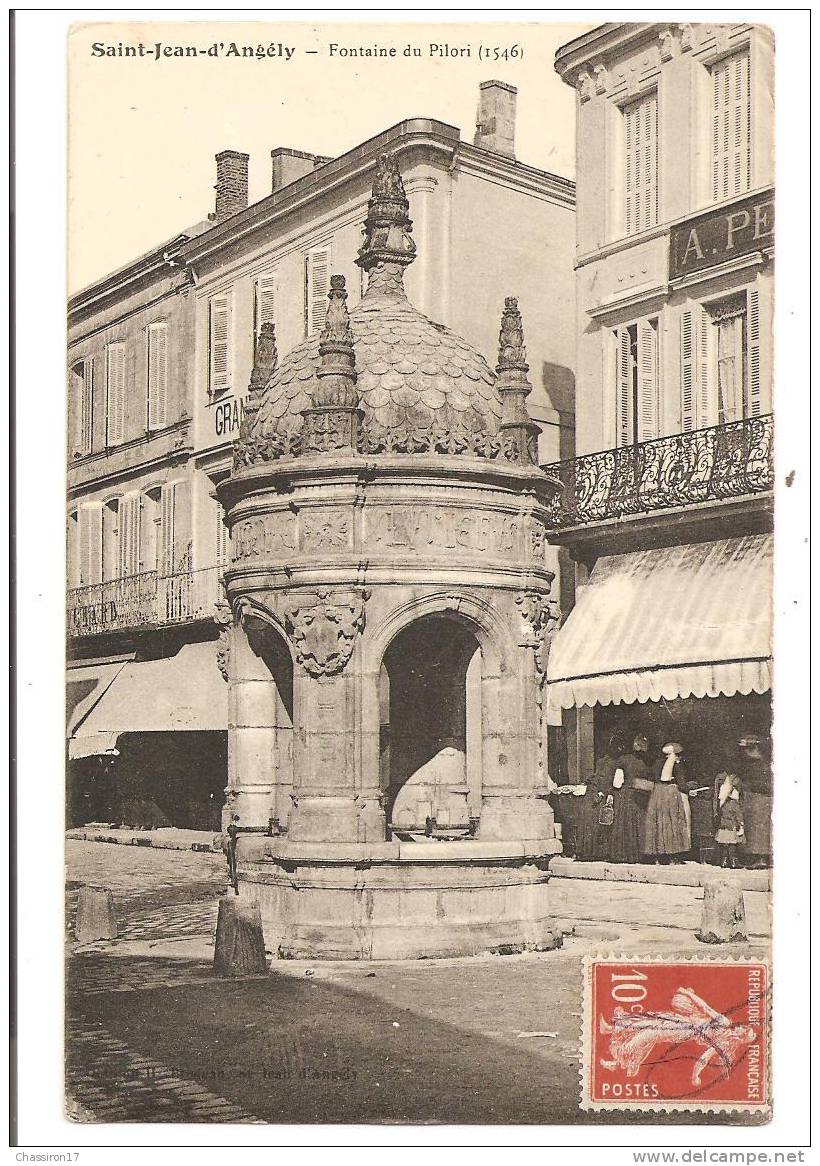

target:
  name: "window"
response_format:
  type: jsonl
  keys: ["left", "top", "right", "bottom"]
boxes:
{"left": 102, "top": 499, "right": 121, "bottom": 582}
{"left": 711, "top": 50, "right": 751, "bottom": 202}
{"left": 209, "top": 292, "right": 233, "bottom": 397}
{"left": 67, "top": 510, "right": 80, "bottom": 588}
{"left": 118, "top": 495, "right": 142, "bottom": 577}
{"left": 304, "top": 245, "right": 332, "bottom": 336}
{"left": 216, "top": 501, "right": 230, "bottom": 569}
{"left": 105, "top": 342, "right": 126, "bottom": 446}
{"left": 147, "top": 322, "right": 168, "bottom": 430}
{"left": 253, "top": 271, "right": 277, "bottom": 359}
{"left": 680, "top": 290, "right": 763, "bottom": 430}
{"left": 614, "top": 319, "right": 659, "bottom": 445}
{"left": 140, "top": 488, "right": 162, "bottom": 574}
{"left": 78, "top": 505, "right": 103, "bottom": 586}
{"left": 624, "top": 92, "right": 658, "bottom": 236}
{"left": 70, "top": 359, "right": 93, "bottom": 456}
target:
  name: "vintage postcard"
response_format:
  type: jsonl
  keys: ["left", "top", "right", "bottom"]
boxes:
{"left": 14, "top": 9, "right": 802, "bottom": 1148}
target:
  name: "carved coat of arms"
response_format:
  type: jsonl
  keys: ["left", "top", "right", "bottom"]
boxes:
{"left": 285, "top": 590, "right": 367, "bottom": 677}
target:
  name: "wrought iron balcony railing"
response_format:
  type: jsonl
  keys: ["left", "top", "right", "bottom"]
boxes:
{"left": 542, "top": 415, "right": 773, "bottom": 528}
{"left": 67, "top": 565, "right": 225, "bottom": 638}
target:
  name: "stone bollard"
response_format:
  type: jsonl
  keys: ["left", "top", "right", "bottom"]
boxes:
{"left": 213, "top": 895, "right": 268, "bottom": 977}
{"left": 74, "top": 886, "right": 117, "bottom": 943}
{"left": 696, "top": 878, "right": 748, "bottom": 944}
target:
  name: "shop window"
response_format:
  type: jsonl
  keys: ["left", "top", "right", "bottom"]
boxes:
{"left": 147, "top": 322, "right": 168, "bottom": 431}
{"left": 70, "top": 358, "right": 93, "bottom": 456}
{"left": 105, "top": 342, "right": 127, "bottom": 447}
{"left": 304, "top": 244, "right": 331, "bottom": 336}
{"left": 623, "top": 91, "right": 658, "bottom": 236}
{"left": 208, "top": 292, "right": 233, "bottom": 398}
{"left": 710, "top": 50, "right": 751, "bottom": 203}
{"left": 680, "top": 291, "right": 763, "bottom": 430}
{"left": 614, "top": 318, "right": 659, "bottom": 446}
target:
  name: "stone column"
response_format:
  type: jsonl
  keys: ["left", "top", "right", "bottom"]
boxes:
{"left": 285, "top": 589, "right": 385, "bottom": 843}
{"left": 225, "top": 618, "right": 286, "bottom": 831}
{"left": 477, "top": 591, "right": 558, "bottom": 841}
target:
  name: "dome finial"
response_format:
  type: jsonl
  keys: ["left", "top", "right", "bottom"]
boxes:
{"left": 496, "top": 297, "right": 540, "bottom": 466}
{"left": 301, "top": 275, "right": 361, "bottom": 453}
{"left": 235, "top": 321, "right": 278, "bottom": 460}
{"left": 356, "top": 154, "right": 416, "bottom": 296}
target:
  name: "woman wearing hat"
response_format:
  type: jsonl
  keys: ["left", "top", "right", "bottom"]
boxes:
{"left": 643, "top": 742, "right": 691, "bottom": 863}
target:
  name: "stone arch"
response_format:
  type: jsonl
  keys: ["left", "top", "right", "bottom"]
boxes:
{"left": 364, "top": 590, "right": 514, "bottom": 679}
{"left": 363, "top": 592, "right": 521, "bottom": 838}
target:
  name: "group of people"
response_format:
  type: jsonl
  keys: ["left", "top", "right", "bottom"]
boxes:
{"left": 551, "top": 732, "right": 772, "bottom": 869}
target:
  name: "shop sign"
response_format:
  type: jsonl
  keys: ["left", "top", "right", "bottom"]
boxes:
{"left": 669, "top": 190, "right": 774, "bottom": 280}
{"left": 212, "top": 396, "right": 245, "bottom": 440}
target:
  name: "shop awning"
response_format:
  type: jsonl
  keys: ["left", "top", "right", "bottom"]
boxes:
{"left": 66, "top": 662, "right": 128, "bottom": 736}
{"left": 546, "top": 534, "right": 772, "bottom": 722}
{"left": 68, "top": 640, "right": 228, "bottom": 759}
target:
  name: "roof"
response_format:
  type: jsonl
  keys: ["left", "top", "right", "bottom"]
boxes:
{"left": 251, "top": 285, "right": 502, "bottom": 453}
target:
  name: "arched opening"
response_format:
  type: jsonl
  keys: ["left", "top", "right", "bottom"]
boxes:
{"left": 140, "top": 487, "right": 162, "bottom": 574}
{"left": 381, "top": 614, "right": 482, "bottom": 837}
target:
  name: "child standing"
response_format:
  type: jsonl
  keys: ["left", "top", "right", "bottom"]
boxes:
{"left": 714, "top": 773, "right": 745, "bottom": 868}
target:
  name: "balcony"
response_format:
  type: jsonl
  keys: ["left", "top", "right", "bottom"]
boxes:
{"left": 67, "top": 565, "right": 224, "bottom": 638}
{"left": 542, "top": 415, "right": 773, "bottom": 529}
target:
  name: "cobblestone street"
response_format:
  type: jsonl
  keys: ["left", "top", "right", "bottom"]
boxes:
{"left": 65, "top": 840, "right": 765, "bottom": 1127}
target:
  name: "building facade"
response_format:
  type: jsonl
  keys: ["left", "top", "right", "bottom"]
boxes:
{"left": 66, "top": 81, "right": 578, "bottom": 833}
{"left": 546, "top": 22, "right": 774, "bottom": 864}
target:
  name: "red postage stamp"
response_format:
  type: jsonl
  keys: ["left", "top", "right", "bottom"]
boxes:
{"left": 582, "top": 956, "right": 770, "bottom": 1113}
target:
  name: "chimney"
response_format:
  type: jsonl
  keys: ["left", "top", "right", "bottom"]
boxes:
{"left": 271, "top": 147, "right": 327, "bottom": 192}
{"left": 214, "top": 150, "right": 249, "bottom": 221}
{"left": 474, "top": 80, "right": 517, "bottom": 159}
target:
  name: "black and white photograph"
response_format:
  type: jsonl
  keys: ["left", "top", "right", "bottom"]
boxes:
{"left": 9, "top": 8, "right": 812, "bottom": 1156}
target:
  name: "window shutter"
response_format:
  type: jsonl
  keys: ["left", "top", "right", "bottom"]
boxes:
{"left": 254, "top": 272, "right": 278, "bottom": 355}
{"left": 747, "top": 287, "right": 762, "bottom": 416}
{"left": 160, "top": 483, "right": 176, "bottom": 575}
{"left": 698, "top": 307, "right": 714, "bottom": 429}
{"left": 624, "top": 93, "right": 657, "bottom": 235}
{"left": 81, "top": 358, "right": 94, "bottom": 453}
{"left": 118, "top": 495, "right": 141, "bottom": 577}
{"left": 636, "top": 320, "right": 659, "bottom": 441}
{"left": 616, "top": 326, "right": 632, "bottom": 446}
{"left": 106, "top": 343, "right": 126, "bottom": 446}
{"left": 680, "top": 310, "right": 697, "bottom": 432}
{"left": 305, "top": 246, "right": 331, "bottom": 336}
{"left": 80, "top": 505, "right": 103, "bottom": 586}
{"left": 209, "top": 293, "right": 232, "bottom": 396}
{"left": 216, "top": 500, "right": 230, "bottom": 567}
{"left": 712, "top": 51, "right": 750, "bottom": 202}
{"left": 147, "top": 323, "right": 168, "bottom": 430}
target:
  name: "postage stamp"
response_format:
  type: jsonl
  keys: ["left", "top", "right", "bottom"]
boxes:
{"left": 582, "top": 955, "right": 770, "bottom": 1114}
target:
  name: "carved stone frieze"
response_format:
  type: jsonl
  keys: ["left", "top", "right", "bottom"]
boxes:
{"left": 515, "top": 590, "right": 561, "bottom": 678}
{"left": 285, "top": 589, "right": 368, "bottom": 677}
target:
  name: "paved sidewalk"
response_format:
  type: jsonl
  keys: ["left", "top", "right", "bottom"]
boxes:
{"left": 65, "top": 840, "right": 767, "bottom": 1126}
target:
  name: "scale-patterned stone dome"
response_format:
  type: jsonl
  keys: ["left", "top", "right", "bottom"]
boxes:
{"left": 250, "top": 283, "right": 501, "bottom": 455}
{"left": 235, "top": 154, "right": 540, "bottom": 468}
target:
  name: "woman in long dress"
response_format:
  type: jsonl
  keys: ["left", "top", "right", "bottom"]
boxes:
{"left": 609, "top": 736, "right": 651, "bottom": 863}
{"left": 575, "top": 736, "right": 621, "bottom": 862}
{"left": 737, "top": 735, "right": 772, "bottom": 868}
{"left": 644, "top": 742, "right": 691, "bottom": 863}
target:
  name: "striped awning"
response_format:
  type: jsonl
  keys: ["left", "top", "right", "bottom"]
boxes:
{"left": 68, "top": 640, "right": 228, "bottom": 759}
{"left": 546, "top": 534, "right": 772, "bottom": 721}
